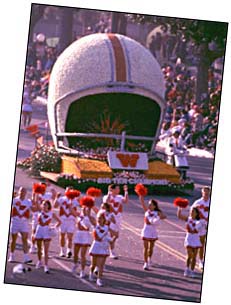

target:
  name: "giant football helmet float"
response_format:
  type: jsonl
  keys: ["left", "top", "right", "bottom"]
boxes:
{"left": 47, "top": 33, "right": 166, "bottom": 155}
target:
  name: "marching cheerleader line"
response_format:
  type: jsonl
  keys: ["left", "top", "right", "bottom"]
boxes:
{"left": 8, "top": 183, "right": 210, "bottom": 286}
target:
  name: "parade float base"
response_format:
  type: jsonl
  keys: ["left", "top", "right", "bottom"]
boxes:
{"left": 40, "top": 156, "right": 194, "bottom": 195}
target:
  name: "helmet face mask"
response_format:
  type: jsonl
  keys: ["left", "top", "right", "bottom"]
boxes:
{"left": 47, "top": 33, "right": 166, "bottom": 154}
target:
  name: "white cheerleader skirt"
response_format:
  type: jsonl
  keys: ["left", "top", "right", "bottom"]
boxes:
{"left": 141, "top": 224, "right": 158, "bottom": 241}
{"left": 60, "top": 217, "right": 76, "bottom": 234}
{"left": 89, "top": 240, "right": 110, "bottom": 257}
{"left": 10, "top": 218, "right": 29, "bottom": 234}
{"left": 74, "top": 230, "right": 92, "bottom": 246}
{"left": 184, "top": 233, "right": 202, "bottom": 249}
{"left": 34, "top": 225, "right": 52, "bottom": 241}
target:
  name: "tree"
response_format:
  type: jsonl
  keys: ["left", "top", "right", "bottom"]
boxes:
{"left": 111, "top": 12, "right": 127, "bottom": 35}
{"left": 28, "top": 4, "right": 46, "bottom": 43}
{"left": 129, "top": 15, "right": 228, "bottom": 102}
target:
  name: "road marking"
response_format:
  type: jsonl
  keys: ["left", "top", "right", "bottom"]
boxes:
{"left": 52, "top": 258, "right": 97, "bottom": 290}
{"left": 122, "top": 220, "right": 201, "bottom": 271}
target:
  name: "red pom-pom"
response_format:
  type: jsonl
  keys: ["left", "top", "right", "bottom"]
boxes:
{"left": 173, "top": 197, "right": 189, "bottom": 208}
{"left": 134, "top": 184, "right": 148, "bottom": 196}
{"left": 86, "top": 187, "right": 102, "bottom": 197}
{"left": 33, "top": 183, "right": 46, "bottom": 194}
{"left": 79, "top": 196, "right": 95, "bottom": 208}
{"left": 65, "top": 189, "right": 81, "bottom": 199}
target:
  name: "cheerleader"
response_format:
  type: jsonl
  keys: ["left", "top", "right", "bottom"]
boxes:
{"left": 190, "top": 186, "right": 210, "bottom": 269}
{"left": 103, "top": 184, "right": 128, "bottom": 259}
{"left": 34, "top": 200, "right": 61, "bottom": 273}
{"left": 54, "top": 187, "right": 80, "bottom": 258}
{"left": 30, "top": 183, "right": 56, "bottom": 253}
{"left": 139, "top": 195, "right": 166, "bottom": 270}
{"left": 72, "top": 203, "right": 96, "bottom": 278}
{"left": 89, "top": 211, "right": 115, "bottom": 287}
{"left": 177, "top": 206, "right": 202, "bottom": 278}
{"left": 8, "top": 187, "right": 36, "bottom": 263}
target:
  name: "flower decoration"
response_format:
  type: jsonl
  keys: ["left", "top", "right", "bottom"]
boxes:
{"left": 134, "top": 183, "right": 148, "bottom": 196}
{"left": 33, "top": 183, "right": 46, "bottom": 194}
{"left": 65, "top": 189, "right": 81, "bottom": 199}
{"left": 86, "top": 187, "right": 102, "bottom": 197}
{"left": 173, "top": 197, "right": 189, "bottom": 208}
{"left": 79, "top": 196, "right": 95, "bottom": 208}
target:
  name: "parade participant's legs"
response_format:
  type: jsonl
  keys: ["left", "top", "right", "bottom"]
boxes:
{"left": 109, "top": 230, "right": 119, "bottom": 259}
{"left": 72, "top": 244, "right": 81, "bottom": 273}
{"left": 66, "top": 232, "right": 73, "bottom": 258}
{"left": 185, "top": 247, "right": 197, "bottom": 277}
{"left": 8, "top": 233, "right": 18, "bottom": 262}
{"left": 43, "top": 240, "right": 50, "bottom": 273}
{"left": 143, "top": 240, "right": 150, "bottom": 270}
{"left": 36, "top": 239, "right": 43, "bottom": 263}
{"left": 30, "top": 229, "right": 37, "bottom": 253}
{"left": 199, "top": 235, "right": 206, "bottom": 268}
{"left": 89, "top": 256, "right": 97, "bottom": 281}
{"left": 148, "top": 240, "right": 156, "bottom": 266}
{"left": 60, "top": 232, "right": 66, "bottom": 256}
{"left": 96, "top": 256, "right": 107, "bottom": 286}
{"left": 21, "top": 232, "right": 32, "bottom": 263}
{"left": 80, "top": 246, "right": 88, "bottom": 274}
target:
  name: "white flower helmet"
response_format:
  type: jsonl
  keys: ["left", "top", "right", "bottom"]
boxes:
{"left": 47, "top": 33, "right": 166, "bottom": 154}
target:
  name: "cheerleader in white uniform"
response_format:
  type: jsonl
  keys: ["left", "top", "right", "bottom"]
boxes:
{"left": 139, "top": 195, "right": 166, "bottom": 270}
{"left": 8, "top": 187, "right": 36, "bottom": 263}
{"left": 72, "top": 205, "right": 96, "bottom": 278}
{"left": 103, "top": 184, "right": 128, "bottom": 259}
{"left": 89, "top": 211, "right": 116, "bottom": 287}
{"left": 30, "top": 183, "right": 56, "bottom": 253}
{"left": 34, "top": 200, "right": 61, "bottom": 273}
{"left": 177, "top": 206, "right": 202, "bottom": 278}
{"left": 54, "top": 188, "right": 80, "bottom": 258}
{"left": 190, "top": 186, "right": 210, "bottom": 269}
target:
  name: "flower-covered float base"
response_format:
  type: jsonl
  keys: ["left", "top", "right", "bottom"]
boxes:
{"left": 17, "top": 144, "right": 194, "bottom": 195}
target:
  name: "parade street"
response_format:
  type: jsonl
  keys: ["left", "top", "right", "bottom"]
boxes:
{"left": 4, "top": 100, "right": 213, "bottom": 302}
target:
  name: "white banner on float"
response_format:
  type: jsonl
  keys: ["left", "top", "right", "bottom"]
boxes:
{"left": 107, "top": 151, "right": 149, "bottom": 170}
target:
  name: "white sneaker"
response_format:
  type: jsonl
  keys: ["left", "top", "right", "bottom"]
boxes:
{"left": 94, "top": 266, "right": 99, "bottom": 276}
{"left": 23, "top": 255, "right": 32, "bottom": 264}
{"left": 44, "top": 266, "right": 50, "bottom": 274}
{"left": 89, "top": 272, "right": 94, "bottom": 282}
{"left": 29, "top": 245, "right": 37, "bottom": 254}
{"left": 143, "top": 262, "right": 149, "bottom": 271}
{"left": 96, "top": 278, "right": 103, "bottom": 287}
{"left": 35, "top": 261, "right": 42, "bottom": 269}
{"left": 198, "top": 261, "right": 204, "bottom": 270}
{"left": 79, "top": 270, "right": 85, "bottom": 278}
{"left": 59, "top": 250, "right": 66, "bottom": 257}
{"left": 110, "top": 250, "right": 118, "bottom": 259}
{"left": 8, "top": 253, "right": 15, "bottom": 263}
{"left": 148, "top": 257, "right": 153, "bottom": 267}
{"left": 184, "top": 269, "right": 191, "bottom": 277}
{"left": 72, "top": 264, "right": 78, "bottom": 274}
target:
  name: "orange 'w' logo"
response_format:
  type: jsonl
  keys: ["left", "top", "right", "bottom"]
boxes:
{"left": 116, "top": 153, "right": 140, "bottom": 168}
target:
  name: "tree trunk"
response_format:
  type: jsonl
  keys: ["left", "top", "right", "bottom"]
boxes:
{"left": 59, "top": 7, "right": 74, "bottom": 53}
{"left": 111, "top": 12, "right": 127, "bottom": 35}
{"left": 196, "top": 43, "right": 210, "bottom": 103}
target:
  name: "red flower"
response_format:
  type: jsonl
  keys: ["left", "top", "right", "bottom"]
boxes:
{"left": 86, "top": 187, "right": 102, "bottom": 197}
{"left": 173, "top": 197, "right": 189, "bottom": 208}
{"left": 79, "top": 196, "right": 95, "bottom": 208}
{"left": 134, "top": 184, "right": 148, "bottom": 196}
{"left": 33, "top": 183, "right": 46, "bottom": 194}
{"left": 65, "top": 189, "right": 81, "bottom": 199}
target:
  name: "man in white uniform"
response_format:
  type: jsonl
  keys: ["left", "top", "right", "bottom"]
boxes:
{"left": 191, "top": 186, "right": 211, "bottom": 269}
{"left": 8, "top": 187, "right": 35, "bottom": 263}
